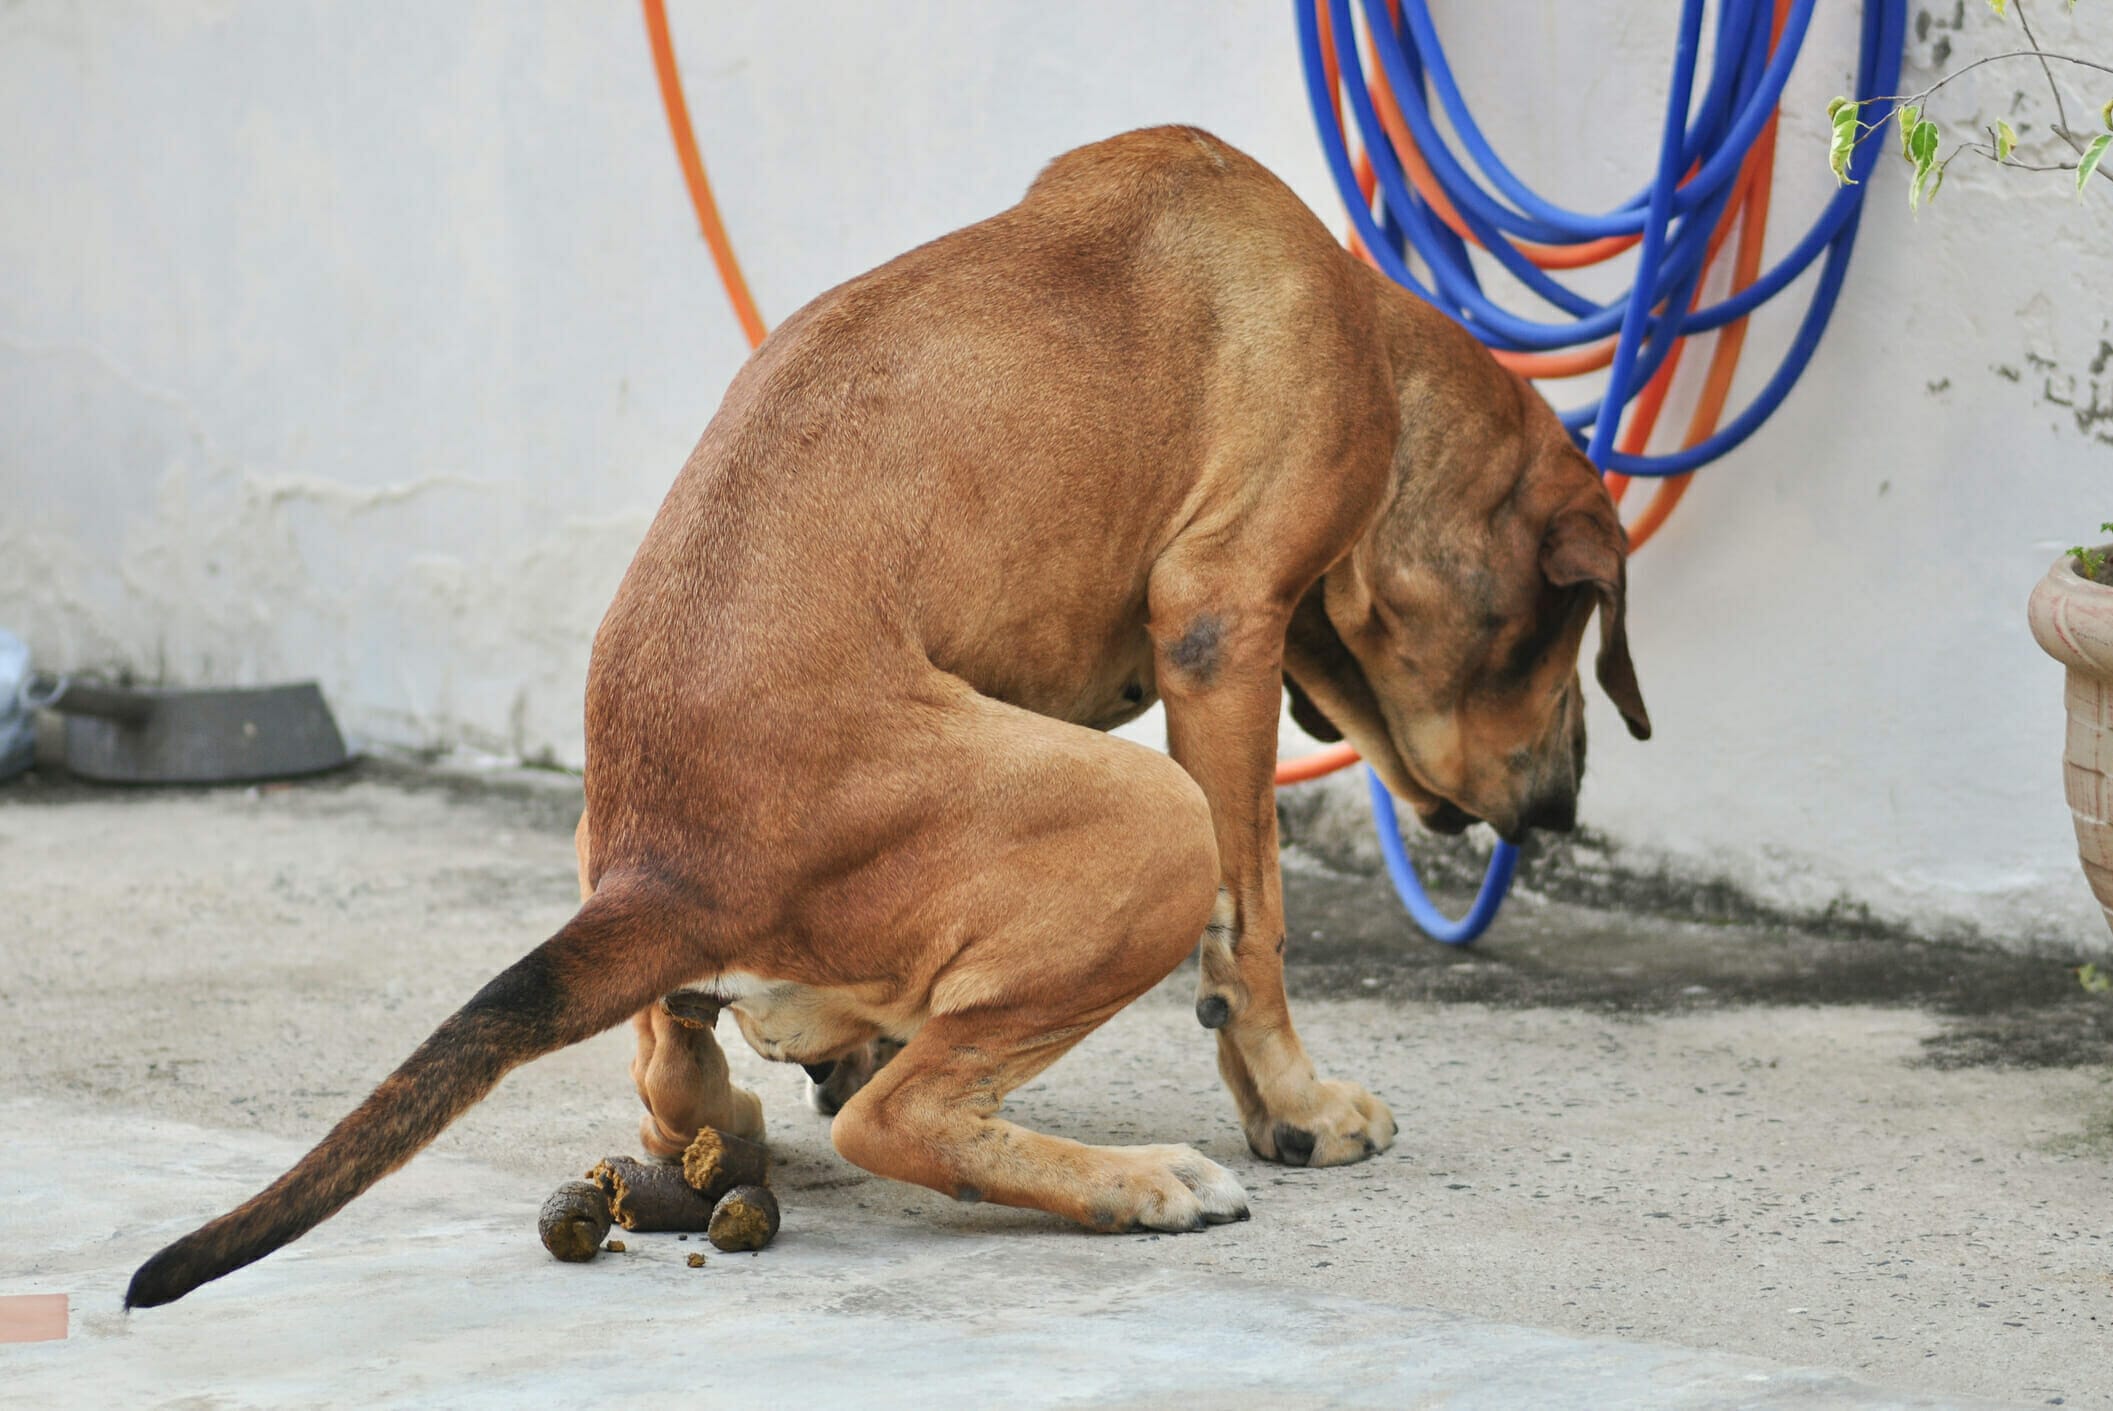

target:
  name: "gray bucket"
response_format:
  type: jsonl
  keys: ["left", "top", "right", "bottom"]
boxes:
{"left": 0, "top": 631, "right": 33, "bottom": 781}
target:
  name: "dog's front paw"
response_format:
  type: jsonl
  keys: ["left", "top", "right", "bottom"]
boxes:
{"left": 1244, "top": 1079, "right": 1395, "bottom": 1167}
{"left": 1083, "top": 1145, "right": 1251, "bottom": 1233}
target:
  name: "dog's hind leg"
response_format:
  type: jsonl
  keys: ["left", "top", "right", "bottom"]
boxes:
{"left": 632, "top": 1001, "right": 766, "bottom": 1155}
{"left": 825, "top": 702, "right": 1247, "bottom": 1232}
{"left": 579, "top": 809, "right": 764, "bottom": 1156}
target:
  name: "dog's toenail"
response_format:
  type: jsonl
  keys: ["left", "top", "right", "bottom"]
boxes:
{"left": 1195, "top": 994, "right": 1231, "bottom": 1029}
{"left": 953, "top": 1184, "right": 983, "bottom": 1204}
{"left": 1272, "top": 1122, "right": 1316, "bottom": 1166}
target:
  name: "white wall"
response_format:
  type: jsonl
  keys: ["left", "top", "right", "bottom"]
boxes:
{"left": 3, "top": 2, "right": 2107, "bottom": 950}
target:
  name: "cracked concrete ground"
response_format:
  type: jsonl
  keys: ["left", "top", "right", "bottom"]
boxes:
{"left": 2, "top": 764, "right": 2109, "bottom": 1408}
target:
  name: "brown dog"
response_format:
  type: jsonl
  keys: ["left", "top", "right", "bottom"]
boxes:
{"left": 128, "top": 126, "right": 1646, "bottom": 1306}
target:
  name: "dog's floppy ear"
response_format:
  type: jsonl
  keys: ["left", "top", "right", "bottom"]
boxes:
{"left": 1540, "top": 502, "right": 1651, "bottom": 741}
{"left": 1283, "top": 674, "right": 1343, "bottom": 743}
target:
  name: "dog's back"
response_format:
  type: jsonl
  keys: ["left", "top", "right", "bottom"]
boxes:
{"left": 580, "top": 127, "right": 1385, "bottom": 892}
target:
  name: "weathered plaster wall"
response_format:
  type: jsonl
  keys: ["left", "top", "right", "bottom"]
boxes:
{"left": 3, "top": 2, "right": 2107, "bottom": 948}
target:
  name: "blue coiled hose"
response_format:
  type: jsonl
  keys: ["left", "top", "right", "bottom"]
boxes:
{"left": 1293, "top": 0, "right": 1905, "bottom": 943}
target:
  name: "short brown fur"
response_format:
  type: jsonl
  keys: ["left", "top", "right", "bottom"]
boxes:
{"left": 128, "top": 127, "right": 1645, "bottom": 1306}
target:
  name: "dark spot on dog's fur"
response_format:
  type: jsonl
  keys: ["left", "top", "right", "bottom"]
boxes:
{"left": 801, "top": 1061, "right": 836, "bottom": 1084}
{"left": 1167, "top": 615, "right": 1223, "bottom": 682}
{"left": 1274, "top": 933, "right": 1286, "bottom": 956}
{"left": 1122, "top": 681, "right": 1144, "bottom": 703}
{"left": 1272, "top": 1122, "right": 1316, "bottom": 1166}
{"left": 1195, "top": 994, "right": 1231, "bottom": 1029}
{"left": 954, "top": 1184, "right": 984, "bottom": 1204}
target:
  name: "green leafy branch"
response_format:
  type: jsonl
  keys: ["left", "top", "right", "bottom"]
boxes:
{"left": 2073, "top": 524, "right": 2113, "bottom": 583}
{"left": 1827, "top": 0, "right": 2111, "bottom": 207}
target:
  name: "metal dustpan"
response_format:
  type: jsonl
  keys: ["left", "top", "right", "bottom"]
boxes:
{"left": 19, "top": 673, "right": 350, "bottom": 784}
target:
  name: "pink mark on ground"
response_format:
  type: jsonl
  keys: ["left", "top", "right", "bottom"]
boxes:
{"left": 0, "top": 1294, "right": 68, "bottom": 1343}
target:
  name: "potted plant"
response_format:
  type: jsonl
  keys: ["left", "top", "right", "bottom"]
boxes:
{"left": 2029, "top": 531, "right": 2113, "bottom": 941}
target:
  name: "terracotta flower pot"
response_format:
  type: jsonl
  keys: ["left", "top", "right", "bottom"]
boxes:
{"left": 2029, "top": 545, "right": 2113, "bottom": 942}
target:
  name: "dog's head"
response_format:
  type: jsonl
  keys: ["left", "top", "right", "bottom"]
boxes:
{"left": 1283, "top": 374, "right": 1649, "bottom": 843}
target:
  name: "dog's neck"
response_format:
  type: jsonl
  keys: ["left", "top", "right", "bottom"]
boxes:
{"left": 1350, "top": 269, "right": 1539, "bottom": 563}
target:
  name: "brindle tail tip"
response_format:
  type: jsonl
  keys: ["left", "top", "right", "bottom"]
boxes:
{"left": 126, "top": 1231, "right": 231, "bottom": 1310}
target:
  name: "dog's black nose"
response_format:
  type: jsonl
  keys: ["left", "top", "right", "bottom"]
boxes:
{"left": 1521, "top": 790, "right": 1577, "bottom": 834}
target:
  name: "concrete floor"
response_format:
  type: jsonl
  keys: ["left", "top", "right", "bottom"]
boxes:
{"left": 2, "top": 764, "right": 2108, "bottom": 1408}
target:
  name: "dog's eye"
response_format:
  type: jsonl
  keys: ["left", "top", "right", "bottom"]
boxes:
{"left": 1496, "top": 601, "right": 1573, "bottom": 686}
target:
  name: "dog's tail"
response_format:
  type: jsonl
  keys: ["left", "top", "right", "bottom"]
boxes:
{"left": 125, "top": 874, "right": 684, "bottom": 1310}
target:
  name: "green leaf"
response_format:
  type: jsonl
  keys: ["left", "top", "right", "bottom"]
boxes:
{"left": 1898, "top": 104, "right": 1921, "bottom": 159}
{"left": 1829, "top": 101, "right": 1861, "bottom": 185}
{"left": 1996, "top": 119, "right": 2016, "bottom": 161}
{"left": 2080, "top": 133, "right": 2111, "bottom": 195}
{"left": 1827, "top": 95, "right": 1851, "bottom": 122}
{"left": 2101, "top": 97, "right": 2112, "bottom": 131}
{"left": 2081, "top": 963, "right": 2112, "bottom": 995}
{"left": 1988, "top": 0, "right": 2006, "bottom": 13}
{"left": 1906, "top": 121, "right": 1940, "bottom": 211}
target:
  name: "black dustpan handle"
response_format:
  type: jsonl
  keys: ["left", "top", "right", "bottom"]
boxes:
{"left": 18, "top": 672, "right": 156, "bottom": 726}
